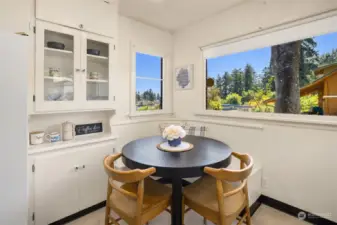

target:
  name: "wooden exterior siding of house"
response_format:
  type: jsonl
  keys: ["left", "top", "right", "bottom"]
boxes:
{"left": 324, "top": 71, "right": 337, "bottom": 115}
{"left": 264, "top": 64, "right": 337, "bottom": 116}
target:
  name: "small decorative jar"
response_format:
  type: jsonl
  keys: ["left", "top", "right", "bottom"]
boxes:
{"left": 89, "top": 72, "right": 100, "bottom": 80}
{"left": 162, "top": 125, "right": 186, "bottom": 147}
{"left": 30, "top": 131, "right": 45, "bottom": 145}
{"left": 45, "top": 132, "right": 61, "bottom": 143}
{"left": 49, "top": 68, "right": 61, "bottom": 77}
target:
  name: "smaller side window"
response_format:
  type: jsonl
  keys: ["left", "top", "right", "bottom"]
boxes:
{"left": 135, "top": 52, "right": 163, "bottom": 111}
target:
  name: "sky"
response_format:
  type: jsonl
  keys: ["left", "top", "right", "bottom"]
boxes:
{"left": 136, "top": 52, "right": 162, "bottom": 95}
{"left": 136, "top": 32, "right": 337, "bottom": 95}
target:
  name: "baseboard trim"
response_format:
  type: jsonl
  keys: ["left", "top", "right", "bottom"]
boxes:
{"left": 259, "top": 195, "right": 336, "bottom": 225}
{"left": 250, "top": 197, "right": 262, "bottom": 216}
{"left": 49, "top": 201, "right": 106, "bottom": 225}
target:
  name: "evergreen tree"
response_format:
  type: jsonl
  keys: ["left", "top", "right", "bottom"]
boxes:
{"left": 231, "top": 69, "right": 244, "bottom": 95}
{"left": 215, "top": 74, "right": 222, "bottom": 88}
{"left": 261, "top": 66, "right": 275, "bottom": 91}
{"left": 136, "top": 91, "right": 141, "bottom": 102}
{"left": 142, "top": 89, "right": 156, "bottom": 101}
{"left": 244, "top": 64, "right": 254, "bottom": 91}
{"left": 221, "top": 72, "right": 232, "bottom": 98}
{"left": 142, "top": 91, "right": 147, "bottom": 101}
{"left": 215, "top": 74, "right": 223, "bottom": 98}
{"left": 148, "top": 89, "right": 155, "bottom": 101}
{"left": 156, "top": 93, "right": 161, "bottom": 101}
{"left": 319, "top": 49, "right": 337, "bottom": 65}
{"left": 299, "top": 38, "right": 319, "bottom": 87}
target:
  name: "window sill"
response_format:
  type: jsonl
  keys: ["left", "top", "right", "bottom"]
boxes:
{"left": 196, "top": 111, "right": 337, "bottom": 128}
{"left": 128, "top": 111, "right": 175, "bottom": 118}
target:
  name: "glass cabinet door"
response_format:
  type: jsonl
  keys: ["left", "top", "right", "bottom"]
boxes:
{"left": 35, "top": 21, "right": 81, "bottom": 112}
{"left": 82, "top": 33, "right": 114, "bottom": 104}
{"left": 44, "top": 30, "right": 74, "bottom": 102}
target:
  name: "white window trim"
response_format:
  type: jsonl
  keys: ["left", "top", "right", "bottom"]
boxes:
{"left": 129, "top": 42, "right": 172, "bottom": 117}
{"left": 201, "top": 12, "right": 337, "bottom": 126}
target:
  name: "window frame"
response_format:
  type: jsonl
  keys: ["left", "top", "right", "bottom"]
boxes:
{"left": 130, "top": 43, "right": 171, "bottom": 117}
{"left": 200, "top": 13, "right": 337, "bottom": 126}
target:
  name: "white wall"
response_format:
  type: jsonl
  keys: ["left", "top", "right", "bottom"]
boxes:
{"left": 110, "top": 16, "right": 173, "bottom": 158}
{"left": 0, "top": 0, "right": 33, "bottom": 34}
{"left": 112, "top": 16, "right": 173, "bottom": 122}
{"left": 173, "top": 1, "right": 337, "bottom": 222}
{"left": 0, "top": 33, "right": 28, "bottom": 225}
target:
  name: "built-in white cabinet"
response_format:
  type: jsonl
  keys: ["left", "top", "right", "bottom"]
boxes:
{"left": 35, "top": 20, "right": 116, "bottom": 112}
{"left": 36, "top": 0, "right": 118, "bottom": 37}
{"left": 31, "top": 141, "right": 114, "bottom": 225}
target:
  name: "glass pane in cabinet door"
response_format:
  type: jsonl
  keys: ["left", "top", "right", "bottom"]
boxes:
{"left": 44, "top": 30, "right": 74, "bottom": 101}
{"left": 86, "top": 39, "right": 109, "bottom": 101}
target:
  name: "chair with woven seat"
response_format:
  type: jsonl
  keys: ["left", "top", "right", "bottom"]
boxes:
{"left": 183, "top": 152, "right": 254, "bottom": 225}
{"left": 103, "top": 153, "right": 172, "bottom": 225}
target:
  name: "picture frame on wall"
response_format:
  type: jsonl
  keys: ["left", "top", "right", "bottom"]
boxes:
{"left": 175, "top": 64, "right": 193, "bottom": 90}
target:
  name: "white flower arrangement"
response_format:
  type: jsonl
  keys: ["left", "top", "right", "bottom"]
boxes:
{"left": 162, "top": 125, "right": 186, "bottom": 141}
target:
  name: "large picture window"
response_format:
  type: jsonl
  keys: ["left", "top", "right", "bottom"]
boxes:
{"left": 135, "top": 52, "right": 163, "bottom": 111}
{"left": 206, "top": 31, "right": 337, "bottom": 116}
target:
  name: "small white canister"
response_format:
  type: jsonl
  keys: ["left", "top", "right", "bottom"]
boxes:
{"left": 30, "top": 131, "right": 45, "bottom": 145}
{"left": 62, "top": 121, "right": 75, "bottom": 141}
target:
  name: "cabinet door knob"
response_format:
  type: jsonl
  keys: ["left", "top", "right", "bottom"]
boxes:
{"left": 74, "top": 166, "right": 79, "bottom": 171}
{"left": 76, "top": 69, "right": 81, "bottom": 72}
{"left": 82, "top": 69, "right": 86, "bottom": 72}
{"left": 79, "top": 24, "right": 84, "bottom": 29}
{"left": 82, "top": 165, "right": 86, "bottom": 169}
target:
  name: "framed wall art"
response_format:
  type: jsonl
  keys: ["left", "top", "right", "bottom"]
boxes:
{"left": 176, "top": 64, "right": 193, "bottom": 90}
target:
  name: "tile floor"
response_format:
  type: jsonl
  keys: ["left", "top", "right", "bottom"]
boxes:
{"left": 66, "top": 204, "right": 311, "bottom": 225}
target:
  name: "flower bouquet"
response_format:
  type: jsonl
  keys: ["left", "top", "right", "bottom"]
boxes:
{"left": 162, "top": 125, "right": 186, "bottom": 147}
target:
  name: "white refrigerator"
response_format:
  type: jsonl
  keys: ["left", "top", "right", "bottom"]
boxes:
{"left": 0, "top": 32, "right": 28, "bottom": 225}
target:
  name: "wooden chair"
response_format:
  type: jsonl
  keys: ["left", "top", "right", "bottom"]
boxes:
{"left": 183, "top": 152, "right": 254, "bottom": 225}
{"left": 103, "top": 153, "right": 172, "bottom": 225}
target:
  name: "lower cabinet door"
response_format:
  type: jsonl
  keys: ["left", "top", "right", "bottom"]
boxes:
{"left": 34, "top": 151, "right": 80, "bottom": 225}
{"left": 78, "top": 142, "right": 115, "bottom": 210}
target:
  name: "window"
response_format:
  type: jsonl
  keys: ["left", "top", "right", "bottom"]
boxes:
{"left": 135, "top": 52, "right": 163, "bottom": 111}
{"left": 205, "top": 30, "right": 337, "bottom": 117}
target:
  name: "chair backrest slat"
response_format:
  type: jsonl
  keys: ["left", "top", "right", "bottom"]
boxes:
{"left": 103, "top": 153, "right": 156, "bottom": 183}
{"left": 204, "top": 152, "right": 253, "bottom": 182}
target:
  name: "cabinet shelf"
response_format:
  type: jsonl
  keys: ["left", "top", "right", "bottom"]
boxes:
{"left": 44, "top": 76, "right": 73, "bottom": 83}
{"left": 28, "top": 133, "right": 118, "bottom": 154}
{"left": 86, "top": 79, "right": 108, "bottom": 83}
{"left": 87, "top": 54, "right": 108, "bottom": 61}
{"left": 45, "top": 47, "right": 73, "bottom": 54}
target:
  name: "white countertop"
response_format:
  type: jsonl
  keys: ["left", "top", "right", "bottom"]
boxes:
{"left": 28, "top": 133, "right": 118, "bottom": 155}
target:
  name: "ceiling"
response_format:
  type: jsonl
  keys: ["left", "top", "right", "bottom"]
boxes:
{"left": 119, "top": 0, "right": 248, "bottom": 32}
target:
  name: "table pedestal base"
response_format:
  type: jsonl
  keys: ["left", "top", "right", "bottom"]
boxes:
{"left": 157, "top": 177, "right": 191, "bottom": 187}
{"left": 171, "top": 177, "right": 183, "bottom": 225}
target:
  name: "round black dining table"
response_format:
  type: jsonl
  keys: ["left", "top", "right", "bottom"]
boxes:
{"left": 122, "top": 135, "right": 232, "bottom": 225}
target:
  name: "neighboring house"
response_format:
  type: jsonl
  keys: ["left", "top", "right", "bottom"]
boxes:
{"left": 265, "top": 63, "right": 337, "bottom": 115}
